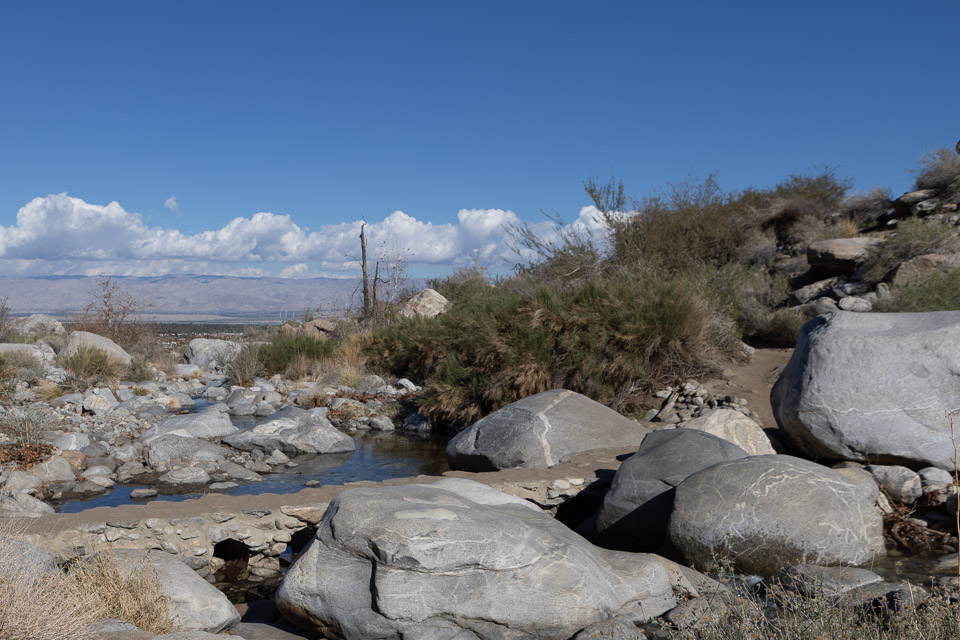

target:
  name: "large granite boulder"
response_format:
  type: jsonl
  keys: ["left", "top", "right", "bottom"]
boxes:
{"left": 61, "top": 331, "right": 132, "bottom": 364}
{"left": 222, "top": 407, "right": 354, "bottom": 455}
{"left": 6, "top": 314, "right": 65, "bottom": 339}
{"left": 276, "top": 480, "right": 675, "bottom": 640}
{"left": 139, "top": 407, "right": 238, "bottom": 444}
{"left": 668, "top": 455, "right": 885, "bottom": 575}
{"left": 771, "top": 311, "right": 960, "bottom": 470}
{"left": 184, "top": 338, "right": 242, "bottom": 372}
{"left": 398, "top": 288, "right": 449, "bottom": 319}
{"left": 806, "top": 237, "right": 882, "bottom": 277}
{"left": 588, "top": 429, "right": 749, "bottom": 552}
{"left": 446, "top": 389, "right": 650, "bottom": 471}
{"left": 890, "top": 253, "right": 960, "bottom": 288}
{"left": 103, "top": 550, "right": 239, "bottom": 633}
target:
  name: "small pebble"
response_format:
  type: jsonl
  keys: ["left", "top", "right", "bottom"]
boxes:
{"left": 304, "top": 479, "right": 320, "bottom": 487}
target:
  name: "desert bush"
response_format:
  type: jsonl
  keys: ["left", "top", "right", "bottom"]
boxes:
{"left": 861, "top": 218, "right": 960, "bottom": 284}
{"left": 258, "top": 334, "right": 337, "bottom": 377}
{"left": 0, "top": 404, "right": 52, "bottom": 447}
{"left": 74, "top": 276, "right": 153, "bottom": 348}
{"left": 914, "top": 146, "right": 960, "bottom": 202}
{"left": 370, "top": 269, "right": 722, "bottom": 427}
{"left": 843, "top": 187, "right": 893, "bottom": 224}
{"left": 875, "top": 268, "right": 960, "bottom": 312}
{"left": 57, "top": 346, "right": 125, "bottom": 383}
{"left": 226, "top": 342, "right": 264, "bottom": 386}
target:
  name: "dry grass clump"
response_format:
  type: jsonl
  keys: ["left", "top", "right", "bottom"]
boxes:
{"left": 72, "top": 552, "right": 173, "bottom": 635}
{"left": 843, "top": 187, "right": 893, "bottom": 224}
{"left": 875, "top": 268, "right": 960, "bottom": 312}
{"left": 664, "top": 579, "right": 960, "bottom": 640}
{"left": 914, "top": 147, "right": 960, "bottom": 202}
{"left": 0, "top": 530, "right": 175, "bottom": 640}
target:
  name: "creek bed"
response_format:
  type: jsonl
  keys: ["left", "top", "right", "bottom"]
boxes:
{"left": 54, "top": 430, "right": 450, "bottom": 513}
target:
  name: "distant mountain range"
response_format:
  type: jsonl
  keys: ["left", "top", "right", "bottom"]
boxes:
{"left": 0, "top": 275, "right": 379, "bottom": 318}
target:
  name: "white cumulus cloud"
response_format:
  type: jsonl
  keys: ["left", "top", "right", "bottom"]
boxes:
{"left": 0, "top": 194, "right": 607, "bottom": 277}
{"left": 163, "top": 196, "right": 179, "bottom": 213}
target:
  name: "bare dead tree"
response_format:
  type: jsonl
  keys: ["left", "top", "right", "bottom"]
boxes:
{"left": 360, "top": 222, "right": 371, "bottom": 319}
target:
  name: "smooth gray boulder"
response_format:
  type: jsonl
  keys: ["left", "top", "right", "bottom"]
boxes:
{"left": 53, "top": 432, "right": 91, "bottom": 451}
{"left": 446, "top": 389, "right": 650, "bottom": 471}
{"left": 223, "top": 408, "right": 354, "bottom": 455}
{"left": 397, "top": 288, "right": 449, "bottom": 319}
{"left": 772, "top": 311, "right": 960, "bottom": 470}
{"left": 184, "top": 338, "right": 242, "bottom": 372}
{"left": 140, "top": 407, "right": 238, "bottom": 443}
{"left": 276, "top": 480, "right": 675, "bottom": 640}
{"left": 61, "top": 330, "right": 132, "bottom": 364}
{"left": 668, "top": 455, "right": 885, "bottom": 575}
{"left": 6, "top": 314, "right": 65, "bottom": 338}
{"left": 589, "top": 429, "right": 749, "bottom": 552}
{"left": 105, "top": 550, "right": 239, "bottom": 633}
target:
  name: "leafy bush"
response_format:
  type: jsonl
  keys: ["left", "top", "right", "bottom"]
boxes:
{"left": 861, "top": 218, "right": 959, "bottom": 284}
{"left": 914, "top": 147, "right": 960, "bottom": 201}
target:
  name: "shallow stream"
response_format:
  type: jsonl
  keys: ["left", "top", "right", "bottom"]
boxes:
{"left": 54, "top": 401, "right": 451, "bottom": 513}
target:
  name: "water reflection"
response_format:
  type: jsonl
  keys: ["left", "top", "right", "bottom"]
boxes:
{"left": 55, "top": 430, "right": 450, "bottom": 513}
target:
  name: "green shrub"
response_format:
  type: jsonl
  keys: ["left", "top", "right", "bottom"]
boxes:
{"left": 57, "top": 346, "right": 125, "bottom": 383}
{"left": 257, "top": 334, "right": 337, "bottom": 376}
{"left": 875, "top": 268, "right": 960, "bottom": 312}
{"left": 370, "top": 270, "right": 726, "bottom": 428}
{"left": 861, "top": 218, "right": 959, "bottom": 284}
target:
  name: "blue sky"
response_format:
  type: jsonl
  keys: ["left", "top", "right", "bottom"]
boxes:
{"left": 0, "top": 1, "right": 957, "bottom": 278}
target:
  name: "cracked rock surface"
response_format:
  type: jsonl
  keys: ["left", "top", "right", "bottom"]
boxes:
{"left": 276, "top": 479, "right": 675, "bottom": 640}
{"left": 668, "top": 455, "right": 885, "bottom": 575}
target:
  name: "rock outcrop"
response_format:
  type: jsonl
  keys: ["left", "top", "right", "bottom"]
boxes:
{"left": 397, "top": 288, "right": 449, "bottom": 319}
{"left": 61, "top": 330, "right": 133, "bottom": 364}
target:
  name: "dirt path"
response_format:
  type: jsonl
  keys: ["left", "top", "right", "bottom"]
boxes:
{"left": 703, "top": 347, "right": 794, "bottom": 432}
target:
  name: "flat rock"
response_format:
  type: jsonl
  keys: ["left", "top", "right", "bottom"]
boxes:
{"left": 668, "top": 455, "right": 885, "bottom": 575}
{"left": 771, "top": 311, "right": 960, "bottom": 470}
{"left": 276, "top": 480, "right": 675, "bottom": 640}
{"left": 223, "top": 408, "right": 354, "bottom": 455}
{"left": 446, "top": 389, "right": 650, "bottom": 471}
{"left": 140, "top": 407, "right": 238, "bottom": 443}
{"left": 806, "top": 237, "right": 882, "bottom": 277}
